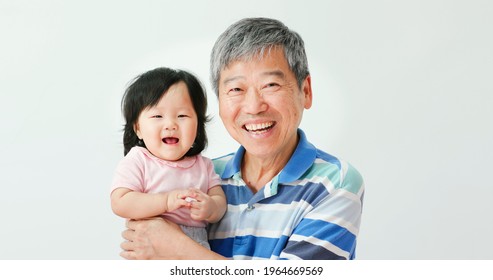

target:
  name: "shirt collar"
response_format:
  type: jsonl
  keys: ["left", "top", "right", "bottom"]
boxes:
{"left": 220, "top": 129, "right": 317, "bottom": 183}
{"left": 139, "top": 147, "right": 197, "bottom": 169}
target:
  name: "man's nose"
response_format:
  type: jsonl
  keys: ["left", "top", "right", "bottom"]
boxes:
{"left": 242, "top": 89, "right": 268, "bottom": 114}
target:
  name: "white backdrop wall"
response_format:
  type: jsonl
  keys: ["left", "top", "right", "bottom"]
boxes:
{"left": 1, "top": 0, "right": 492, "bottom": 259}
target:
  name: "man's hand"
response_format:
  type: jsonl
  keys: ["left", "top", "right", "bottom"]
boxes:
{"left": 120, "top": 217, "right": 182, "bottom": 260}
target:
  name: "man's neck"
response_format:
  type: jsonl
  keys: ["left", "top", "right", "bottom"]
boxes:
{"left": 241, "top": 136, "right": 299, "bottom": 193}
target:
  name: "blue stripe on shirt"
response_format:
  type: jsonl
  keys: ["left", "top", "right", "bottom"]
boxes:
{"left": 210, "top": 235, "right": 290, "bottom": 259}
{"left": 293, "top": 218, "right": 356, "bottom": 253}
{"left": 282, "top": 240, "right": 347, "bottom": 260}
{"left": 223, "top": 182, "right": 330, "bottom": 206}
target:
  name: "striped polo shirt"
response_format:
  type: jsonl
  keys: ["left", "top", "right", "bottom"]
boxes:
{"left": 208, "top": 129, "right": 364, "bottom": 260}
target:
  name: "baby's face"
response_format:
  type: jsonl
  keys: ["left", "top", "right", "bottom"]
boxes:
{"left": 135, "top": 81, "right": 198, "bottom": 161}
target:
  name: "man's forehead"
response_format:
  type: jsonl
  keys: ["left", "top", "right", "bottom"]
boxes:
{"left": 222, "top": 69, "right": 286, "bottom": 84}
{"left": 220, "top": 51, "right": 290, "bottom": 83}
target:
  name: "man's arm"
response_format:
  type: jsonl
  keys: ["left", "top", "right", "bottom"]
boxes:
{"left": 280, "top": 163, "right": 364, "bottom": 260}
{"left": 120, "top": 218, "right": 227, "bottom": 260}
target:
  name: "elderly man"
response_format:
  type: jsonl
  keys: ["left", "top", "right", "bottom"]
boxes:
{"left": 121, "top": 17, "right": 364, "bottom": 260}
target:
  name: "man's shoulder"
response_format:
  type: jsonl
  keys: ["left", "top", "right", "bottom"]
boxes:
{"left": 211, "top": 152, "right": 235, "bottom": 177}
{"left": 310, "top": 148, "right": 364, "bottom": 196}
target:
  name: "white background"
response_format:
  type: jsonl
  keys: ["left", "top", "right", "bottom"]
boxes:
{"left": 1, "top": 0, "right": 492, "bottom": 259}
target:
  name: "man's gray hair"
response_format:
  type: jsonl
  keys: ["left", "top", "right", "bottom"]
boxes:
{"left": 210, "top": 17, "right": 310, "bottom": 96}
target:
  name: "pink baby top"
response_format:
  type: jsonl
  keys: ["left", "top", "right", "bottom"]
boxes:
{"left": 111, "top": 146, "right": 221, "bottom": 228}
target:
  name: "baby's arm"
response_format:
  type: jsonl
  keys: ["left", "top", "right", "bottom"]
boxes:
{"left": 188, "top": 186, "right": 227, "bottom": 223}
{"left": 111, "top": 187, "right": 190, "bottom": 220}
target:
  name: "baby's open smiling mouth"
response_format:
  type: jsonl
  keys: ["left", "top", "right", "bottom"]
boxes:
{"left": 162, "top": 137, "right": 179, "bottom": 144}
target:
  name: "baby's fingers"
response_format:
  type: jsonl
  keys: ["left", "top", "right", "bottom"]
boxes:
{"left": 174, "top": 197, "right": 191, "bottom": 208}
{"left": 190, "top": 189, "right": 208, "bottom": 202}
{"left": 185, "top": 196, "right": 197, "bottom": 203}
{"left": 189, "top": 208, "right": 206, "bottom": 221}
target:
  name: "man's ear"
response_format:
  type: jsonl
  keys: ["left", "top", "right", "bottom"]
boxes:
{"left": 302, "top": 75, "right": 313, "bottom": 109}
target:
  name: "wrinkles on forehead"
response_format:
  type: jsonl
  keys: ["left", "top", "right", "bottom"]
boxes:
{"left": 222, "top": 70, "right": 285, "bottom": 86}
{"left": 223, "top": 45, "right": 283, "bottom": 70}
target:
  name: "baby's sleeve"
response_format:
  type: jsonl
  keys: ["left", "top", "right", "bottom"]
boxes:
{"left": 204, "top": 157, "right": 222, "bottom": 190}
{"left": 110, "top": 148, "right": 146, "bottom": 194}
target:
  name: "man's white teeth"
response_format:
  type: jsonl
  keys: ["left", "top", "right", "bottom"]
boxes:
{"left": 245, "top": 122, "right": 274, "bottom": 132}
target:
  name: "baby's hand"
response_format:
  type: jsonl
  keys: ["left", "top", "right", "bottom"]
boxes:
{"left": 166, "top": 189, "right": 192, "bottom": 212}
{"left": 184, "top": 196, "right": 197, "bottom": 203}
{"left": 186, "top": 189, "right": 217, "bottom": 221}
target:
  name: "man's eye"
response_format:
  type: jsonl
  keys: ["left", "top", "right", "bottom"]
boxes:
{"left": 228, "top": 88, "right": 243, "bottom": 94}
{"left": 263, "top": 83, "right": 281, "bottom": 91}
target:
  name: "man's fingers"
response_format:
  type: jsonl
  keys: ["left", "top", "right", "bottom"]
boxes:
{"left": 120, "top": 238, "right": 134, "bottom": 250}
{"left": 125, "top": 219, "right": 137, "bottom": 230}
{"left": 120, "top": 249, "right": 136, "bottom": 260}
{"left": 120, "top": 237, "right": 136, "bottom": 260}
{"left": 121, "top": 228, "right": 135, "bottom": 242}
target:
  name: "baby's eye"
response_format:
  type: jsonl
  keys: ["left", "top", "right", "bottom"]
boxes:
{"left": 151, "top": 115, "right": 162, "bottom": 118}
{"left": 177, "top": 114, "right": 189, "bottom": 118}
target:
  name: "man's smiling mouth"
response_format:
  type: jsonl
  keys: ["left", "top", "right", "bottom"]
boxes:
{"left": 243, "top": 122, "right": 275, "bottom": 134}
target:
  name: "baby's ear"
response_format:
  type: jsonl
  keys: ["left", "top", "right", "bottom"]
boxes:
{"left": 133, "top": 123, "right": 142, "bottom": 139}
